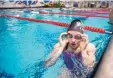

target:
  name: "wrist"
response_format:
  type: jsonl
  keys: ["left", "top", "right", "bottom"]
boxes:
{"left": 56, "top": 47, "right": 65, "bottom": 55}
{"left": 60, "top": 46, "right": 66, "bottom": 50}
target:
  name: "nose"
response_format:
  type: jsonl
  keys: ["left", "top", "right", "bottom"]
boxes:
{"left": 71, "top": 37, "right": 76, "bottom": 43}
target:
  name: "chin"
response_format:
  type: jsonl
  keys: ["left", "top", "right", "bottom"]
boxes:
{"left": 71, "top": 46, "right": 77, "bottom": 49}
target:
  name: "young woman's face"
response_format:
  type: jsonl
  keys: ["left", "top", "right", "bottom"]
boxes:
{"left": 67, "top": 30, "right": 82, "bottom": 49}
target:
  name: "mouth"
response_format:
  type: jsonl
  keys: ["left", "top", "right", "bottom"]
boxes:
{"left": 71, "top": 43, "right": 76, "bottom": 46}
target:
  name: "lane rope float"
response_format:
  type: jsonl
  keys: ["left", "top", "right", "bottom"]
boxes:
{"left": 0, "top": 14, "right": 112, "bottom": 34}
{"left": 39, "top": 12, "right": 109, "bottom": 18}
{"left": 75, "top": 10, "right": 109, "bottom": 14}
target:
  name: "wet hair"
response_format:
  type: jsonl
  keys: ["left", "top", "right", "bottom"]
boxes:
{"left": 67, "top": 19, "right": 84, "bottom": 33}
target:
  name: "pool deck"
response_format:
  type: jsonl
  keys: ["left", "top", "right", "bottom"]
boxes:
{"left": 94, "top": 31, "right": 113, "bottom": 78}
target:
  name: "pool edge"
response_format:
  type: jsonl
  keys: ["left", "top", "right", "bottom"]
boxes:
{"left": 93, "top": 35, "right": 113, "bottom": 78}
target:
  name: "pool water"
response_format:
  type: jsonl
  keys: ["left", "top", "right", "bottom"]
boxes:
{"left": 0, "top": 9, "right": 112, "bottom": 78}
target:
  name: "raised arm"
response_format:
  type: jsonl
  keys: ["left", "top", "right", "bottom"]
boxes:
{"left": 45, "top": 43, "right": 63, "bottom": 67}
{"left": 80, "top": 34, "right": 96, "bottom": 67}
{"left": 45, "top": 32, "right": 68, "bottom": 68}
{"left": 82, "top": 43, "right": 96, "bottom": 67}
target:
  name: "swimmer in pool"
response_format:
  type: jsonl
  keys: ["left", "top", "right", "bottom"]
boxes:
{"left": 45, "top": 19, "right": 96, "bottom": 78}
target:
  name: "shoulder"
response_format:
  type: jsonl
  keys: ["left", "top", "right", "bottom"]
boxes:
{"left": 86, "top": 43, "right": 96, "bottom": 52}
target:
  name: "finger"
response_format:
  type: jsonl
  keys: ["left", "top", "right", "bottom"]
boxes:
{"left": 82, "top": 34, "right": 88, "bottom": 40}
{"left": 65, "top": 39, "right": 69, "bottom": 43}
{"left": 60, "top": 32, "right": 67, "bottom": 37}
{"left": 82, "top": 34, "right": 88, "bottom": 39}
{"left": 59, "top": 32, "right": 67, "bottom": 42}
{"left": 61, "top": 32, "right": 67, "bottom": 34}
{"left": 82, "top": 34, "right": 89, "bottom": 44}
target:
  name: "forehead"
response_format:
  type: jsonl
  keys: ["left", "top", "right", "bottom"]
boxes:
{"left": 67, "top": 30, "right": 82, "bottom": 35}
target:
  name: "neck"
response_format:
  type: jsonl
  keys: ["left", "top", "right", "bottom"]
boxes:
{"left": 67, "top": 45, "right": 80, "bottom": 53}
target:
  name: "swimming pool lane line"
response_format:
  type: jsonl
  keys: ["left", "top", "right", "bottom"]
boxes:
{"left": 63, "top": 9, "right": 109, "bottom": 14}
{"left": 0, "top": 14, "right": 112, "bottom": 34}
{"left": 74, "top": 10, "right": 109, "bottom": 14}
{"left": 39, "top": 12, "right": 109, "bottom": 18}
{"left": 62, "top": 9, "right": 109, "bottom": 14}
{"left": 39, "top": 12, "right": 91, "bottom": 18}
